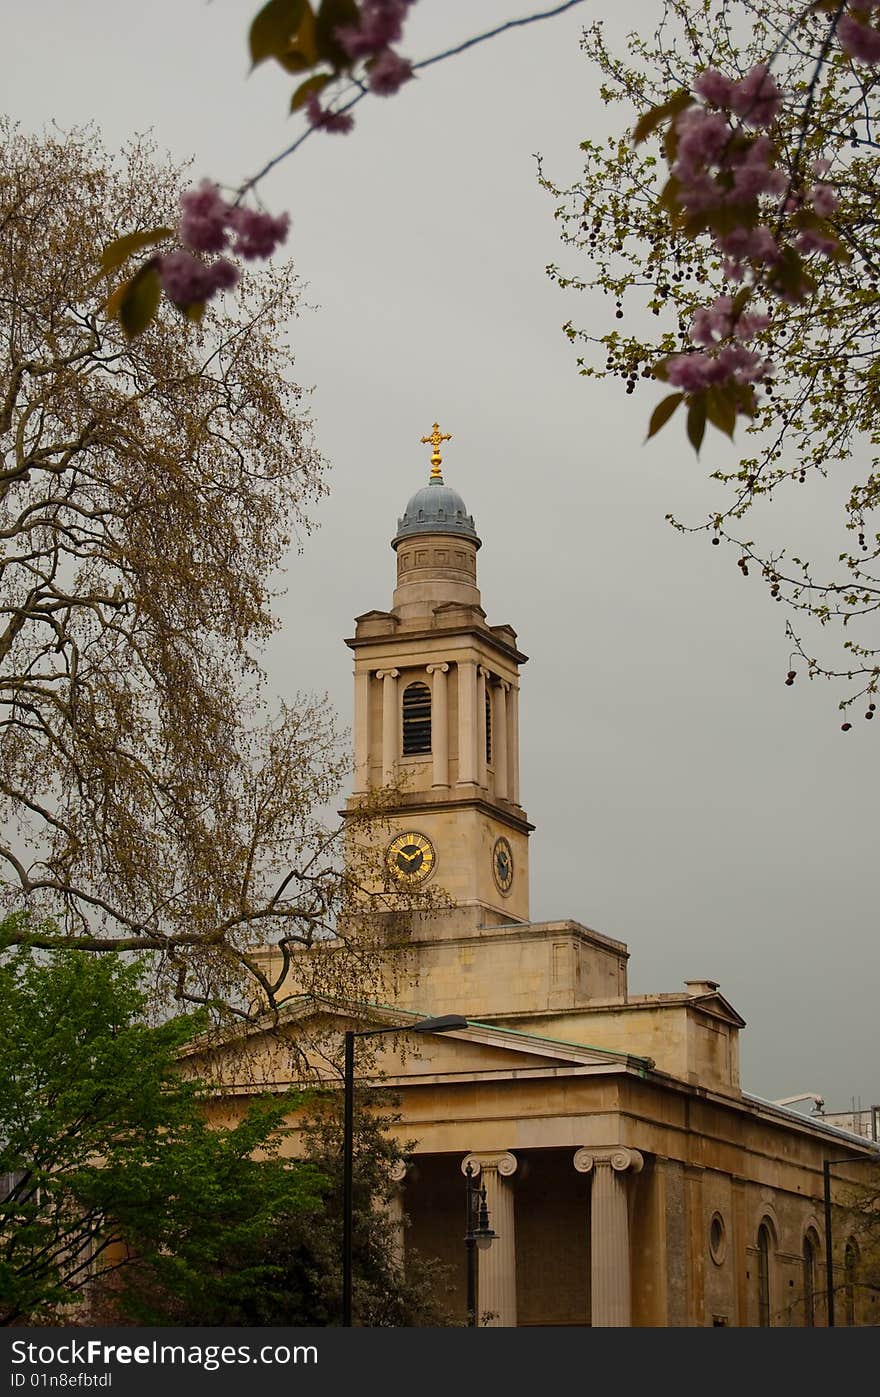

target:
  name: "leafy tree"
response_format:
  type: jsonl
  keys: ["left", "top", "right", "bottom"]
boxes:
{"left": 544, "top": 0, "right": 880, "bottom": 717}
{"left": 0, "top": 123, "right": 407, "bottom": 1010}
{"left": 0, "top": 933, "right": 449, "bottom": 1327}
{"left": 0, "top": 934, "right": 326, "bottom": 1326}
{"left": 106, "top": 1088, "right": 455, "bottom": 1327}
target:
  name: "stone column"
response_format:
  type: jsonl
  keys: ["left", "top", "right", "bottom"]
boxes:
{"left": 493, "top": 681, "right": 509, "bottom": 799}
{"left": 462, "top": 1151, "right": 518, "bottom": 1327}
{"left": 457, "top": 660, "right": 477, "bottom": 785}
{"left": 507, "top": 684, "right": 520, "bottom": 805}
{"left": 426, "top": 663, "right": 449, "bottom": 788}
{"left": 384, "top": 1159, "right": 408, "bottom": 1273}
{"left": 477, "top": 666, "right": 489, "bottom": 788}
{"left": 353, "top": 669, "right": 370, "bottom": 793}
{"left": 376, "top": 669, "right": 399, "bottom": 786}
{"left": 573, "top": 1146, "right": 644, "bottom": 1327}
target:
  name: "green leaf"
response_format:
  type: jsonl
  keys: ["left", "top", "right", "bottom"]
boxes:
{"left": 652, "top": 357, "right": 671, "bottom": 383}
{"left": 646, "top": 391, "right": 684, "bottom": 440}
{"left": 686, "top": 393, "right": 707, "bottom": 454}
{"left": 95, "top": 227, "right": 173, "bottom": 280}
{"left": 632, "top": 89, "right": 693, "bottom": 145}
{"left": 705, "top": 385, "right": 737, "bottom": 439}
{"left": 118, "top": 265, "right": 161, "bottom": 340}
{"left": 658, "top": 176, "right": 681, "bottom": 215}
{"left": 249, "top": 0, "right": 307, "bottom": 68}
{"left": 183, "top": 301, "right": 206, "bottom": 324}
{"left": 290, "top": 70, "right": 333, "bottom": 111}
{"left": 273, "top": 2, "right": 319, "bottom": 72}
{"left": 315, "top": 0, "right": 359, "bottom": 70}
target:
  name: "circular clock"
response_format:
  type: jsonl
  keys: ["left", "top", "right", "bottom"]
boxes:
{"left": 492, "top": 836, "right": 514, "bottom": 895}
{"left": 385, "top": 830, "right": 436, "bottom": 885}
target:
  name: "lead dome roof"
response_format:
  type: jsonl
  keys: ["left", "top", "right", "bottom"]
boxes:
{"left": 392, "top": 476, "right": 480, "bottom": 550}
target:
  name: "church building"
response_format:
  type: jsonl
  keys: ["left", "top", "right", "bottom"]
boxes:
{"left": 220, "top": 426, "right": 878, "bottom": 1327}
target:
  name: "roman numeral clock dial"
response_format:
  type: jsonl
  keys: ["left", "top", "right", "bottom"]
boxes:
{"left": 385, "top": 831, "right": 436, "bottom": 885}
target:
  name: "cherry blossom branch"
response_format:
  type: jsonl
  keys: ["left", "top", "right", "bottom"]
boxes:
{"left": 237, "top": 1, "right": 588, "bottom": 198}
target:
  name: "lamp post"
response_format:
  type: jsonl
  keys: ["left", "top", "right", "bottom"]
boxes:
{"left": 342, "top": 1013, "right": 468, "bottom": 1327}
{"left": 822, "top": 1150, "right": 880, "bottom": 1327}
{"left": 464, "top": 1161, "right": 496, "bottom": 1327}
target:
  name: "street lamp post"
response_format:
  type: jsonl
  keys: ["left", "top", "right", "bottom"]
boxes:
{"left": 342, "top": 1013, "right": 468, "bottom": 1327}
{"left": 822, "top": 1150, "right": 880, "bottom": 1327}
{"left": 464, "top": 1161, "right": 496, "bottom": 1327}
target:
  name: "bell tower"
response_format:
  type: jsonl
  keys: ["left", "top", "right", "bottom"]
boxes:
{"left": 345, "top": 423, "right": 532, "bottom": 925}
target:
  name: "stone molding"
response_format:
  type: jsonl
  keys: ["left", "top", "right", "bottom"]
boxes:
{"left": 573, "top": 1146, "right": 644, "bottom": 1175}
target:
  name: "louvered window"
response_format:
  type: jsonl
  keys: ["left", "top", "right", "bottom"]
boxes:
{"left": 485, "top": 689, "right": 492, "bottom": 764}
{"left": 402, "top": 681, "right": 431, "bottom": 754}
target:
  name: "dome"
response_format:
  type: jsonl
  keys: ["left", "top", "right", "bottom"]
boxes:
{"left": 392, "top": 476, "right": 480, "bottom": 549}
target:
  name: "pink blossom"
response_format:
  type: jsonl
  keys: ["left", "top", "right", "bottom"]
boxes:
{"left": 690, "top": 295, "right": 734, "bottom": 346}
{"left": 228, "top": 207, "right": 290, "bottom": 260}
{"left": 729, "top": 137, "right": 787, "bottom": 199}
{"left": 730, "top": 64, "right": 783, "bottom": 126}
{"left": 695, "top": 69, "right": 735, "bottom": 108}
{"left": 179, "top": 181, "right": 230, "bottom": 254}
{"left": 674, "top": 107, "right": 730, "bottom": 177}
{"left": 838, "top": 14, "right": 880, "bottom": 64}
{"left": 716, "top": 225, "right": 780, "bottom": 264}
{"left": 733, "top": 311, "right": 770, "bottom": 341}
{"left": 367, "top": 47, "right": 413, "bottom": 96}
{"left": 795, "top": 228, "right": 840, "bottom": 257}
{"left": 159, "top": 251, "right": 239, "bottom": 306}
{"left": 811, "top": 158, "right": 832, "bottom": 177}
{"left": 666, "top": 353, "right": 716, "bottom": 392}
{"left": 721, "top": 257, "right": 744, "bottom": 281}
{"left": 808, "top": 182, "right": 838, "bottom": 217}
{"left": 337, "top": 0, "right": 412, "bottom": 60}
{"left": 306, "top": 93, "right": 355, "bottom": 133}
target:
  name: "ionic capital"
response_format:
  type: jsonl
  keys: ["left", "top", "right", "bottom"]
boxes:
{"left": 375, "top": 668, "right": 399, "bottom": 681}
{"left": 573, "top": 1147, "right": 644, "bottom": 1176}
{"left": 461, "top": 1150, "right": 518, "bottom": 1179}
{"left": 426, "top": 662, "right": 449, "bottom": 675}
{"left": 388, "top": 1159, "right": 408, "bottom": 1185}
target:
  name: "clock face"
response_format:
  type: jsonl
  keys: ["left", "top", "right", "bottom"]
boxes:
{"left": 385, "top": 830, "right": 436, "bottom": 885}
{"left": 492, "top": 836, "right": 514, "bottom": 895}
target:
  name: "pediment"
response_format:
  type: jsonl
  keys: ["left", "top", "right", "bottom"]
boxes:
{"left": 181, "top": 996, "right": 640, "bottom": 1091}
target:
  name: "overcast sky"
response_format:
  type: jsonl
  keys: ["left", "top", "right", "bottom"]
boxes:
{"left": 4, "top": 0, "right": 877, "bottom": 1112}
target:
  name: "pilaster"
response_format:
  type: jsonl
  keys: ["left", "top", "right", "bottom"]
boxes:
{"left": 376, "top": 668, "right": 399, "bottom": 785}
{"left": 427, "top": 662, "right": 449, "bottom": 788}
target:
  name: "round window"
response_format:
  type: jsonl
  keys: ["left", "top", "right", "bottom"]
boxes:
{"left": 709, "top": 1212, "right": 727, "bottom": 1265}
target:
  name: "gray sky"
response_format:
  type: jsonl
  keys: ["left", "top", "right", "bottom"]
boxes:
{"left": 4, "top": 0, "right": 877, "bottom": 1110}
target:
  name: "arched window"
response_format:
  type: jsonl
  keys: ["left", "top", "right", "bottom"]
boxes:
{"left": 485, "top": 689, "right": 492, "bottom": 764}
{"left": 802, "top": 1233, "right": 817, "bottom": 1326}
{"left": 844, "top": 1239, "right": 858, "bottom": 1326}
{"left": 402, "top": 681, "right": 431, "bottom": 755}
{"left": 757, "top": 1222, "right": 771, "bottom": 1327}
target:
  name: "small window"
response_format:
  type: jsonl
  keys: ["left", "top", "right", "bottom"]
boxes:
{"left": 844, "top": 1240, "right": 857, "bottom": 1326}
{"left": 402, "top": 681, "right": 431, "bottom": 755}
{"left": 803, "top": 1233, "right": 817, "bottom": 1327}
{"left": 757, "top": 1223, "right": 771, "bottom": 1327}
{"left": 709, "top": 1212, "right": 726, "bottom": 1265}
{"left": 485, "top": 689, "right": 492, "bottom": 764}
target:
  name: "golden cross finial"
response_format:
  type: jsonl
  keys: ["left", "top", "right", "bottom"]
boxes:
{"left": 420, "top": 421, "right": 452, "bottom": 481}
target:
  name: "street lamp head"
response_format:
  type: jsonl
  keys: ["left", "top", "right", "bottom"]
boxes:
{"left": 410, "top": 1014, "right": 469, "bottom": 1034}
{"left": 475, "top": 1231, "right": 496, "bottom": 1251}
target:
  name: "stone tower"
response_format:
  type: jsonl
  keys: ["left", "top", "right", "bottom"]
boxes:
{"left": 345, "top": 424, "right": 532, "bottom": 927}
